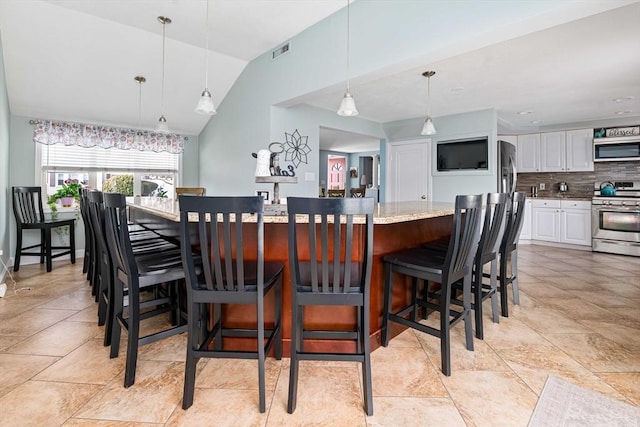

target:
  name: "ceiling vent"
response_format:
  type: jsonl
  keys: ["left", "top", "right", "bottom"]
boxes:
{"left": 272, "top": 41, "right": 290, "bottom": 60}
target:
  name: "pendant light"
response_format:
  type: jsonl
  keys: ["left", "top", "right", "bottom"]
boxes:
{"left": 134, "top": 75, "right": 146, "bottom": 144}
{"left": 337, "top": 0, "right": 358, "bottom": 117}
{"left": 420, "top": 71, "right": 436, "bottom": 135}
{"left": 194, "top": 0, "right": 216, "bottom": 115}
{"left": 157, "top": 16, "right": 171, "bottom": 133}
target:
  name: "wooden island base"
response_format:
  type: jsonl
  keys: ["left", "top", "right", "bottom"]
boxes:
{"left": 129, "top": 198, "right": 454, "bottom": 355}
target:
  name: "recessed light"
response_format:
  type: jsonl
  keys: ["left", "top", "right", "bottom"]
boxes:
{"left": 518, "top": 111, "right": 533, "bottom": 115}
{"left": 612, "top": 96, "right": 634, "bottom": 102}
{"left": 530, "top": 120, "right": 542, "bottom": 124}
{"left": 614, "top": 110, "right": 632, "bottom": 115}
{"left": 450, "top": 86, "right": 465, "bottom": 92}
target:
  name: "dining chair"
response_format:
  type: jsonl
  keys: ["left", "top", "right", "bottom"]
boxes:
{"left": 496, "top": 192, "right": 527, "bottom": 317}
{"left": 327, "top": 189, "right": 345, "bottom": 198}
{"left": 422, "top": 192, "right": 508, "bottom": 339}
{"left": 286, "top": 196, "right": 375, "bottom": 415}
{"left": 103, "top": 192, "right": 187, "bottom": 387}
{"left": 350, "top": 187, "right": 366, "bottom": 198}
{"left": 176, "top": 187, "right": 206, "bottom": 196}
{"left": 12, "top": 186, "right": 76, "bottom": 272}
{"left": 179, "top": 195, "right": 283, "bottom": 413}
{"left": 382, "top": 194, "right": 483, "bottom": 376}
{"left": 79, "top": 188, "right": 93, "bottom": 277}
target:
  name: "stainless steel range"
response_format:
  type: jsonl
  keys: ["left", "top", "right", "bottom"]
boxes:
{"left": 592, "top": 181, "right": 640, "bottom": 256}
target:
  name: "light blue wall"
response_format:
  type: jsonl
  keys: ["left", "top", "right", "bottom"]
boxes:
{"left": 198, "top": 0, "right": 583, "bottom": 194}
{"left": 0, "top": 33, "right": 10, "bottom": 270}
{"left": 181, "top": 135, "right": 200, "bottom": 187}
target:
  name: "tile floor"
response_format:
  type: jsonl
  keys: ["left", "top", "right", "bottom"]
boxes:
{"left": 0, "top": 245, "right": 638, "bottom": 426}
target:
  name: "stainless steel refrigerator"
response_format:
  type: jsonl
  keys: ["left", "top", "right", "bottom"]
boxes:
{"left": 497, "top": 140, "right": 517, "bottom": 193}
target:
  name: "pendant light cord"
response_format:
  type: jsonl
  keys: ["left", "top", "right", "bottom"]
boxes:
{"left": 427, "top": 75, "right": 431, "bottom": 117}
{"left": 204, "top": 0, "right": 210, "bottom": 90}
{"left": 161, "top": 20, "right": 166, "bottom": 115}
{"left": 138, "top": 80, "right": 142, "bottom": 126}
{"left": 346, "top": 0, "right": 351, "bottom": 92}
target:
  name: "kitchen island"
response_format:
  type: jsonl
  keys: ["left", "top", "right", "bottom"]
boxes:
{"left": 128, "top": 197, "right": 455, "bottom": 354}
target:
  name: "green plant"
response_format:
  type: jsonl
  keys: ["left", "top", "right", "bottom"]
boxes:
{"left": 102, "top": 174, "right": 133, "bottom": 196}
{"left": 48, "top": 179, "right": 84, "bottom": 214}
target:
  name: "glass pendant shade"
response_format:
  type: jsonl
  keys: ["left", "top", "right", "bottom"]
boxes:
{"left": 421, "top": 116, "right": 436, "bottom": 135}
{"left": 337, "top": 90, "right": 359, "bottom": 117}
{"left": 156, "top": 115, "right": 169, "bottom": 133}
{"left": 134, "top": 131, "right": 145, "bottom": 143}
{"left": 195, "top": 89, "right": 216, "bottom": 115}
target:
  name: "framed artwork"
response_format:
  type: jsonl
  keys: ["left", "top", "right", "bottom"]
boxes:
{"left": 349, "top": 167, "right": 358, "bottom": 178}
{"left": 256, "top": 190, "right": 270, "bottom": 203}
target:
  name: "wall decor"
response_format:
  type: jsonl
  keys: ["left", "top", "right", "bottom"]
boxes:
{"left": 256, "top": 190, "right": 270, "bottom": 203}
{"left": 349, "top": 167, "right": 358, "bottom": 178}
{"left": 251, "top": 129, "right": 310, "bottom": 178}
{"left": 594, "top": 125, "right": 639, "bottom": 138}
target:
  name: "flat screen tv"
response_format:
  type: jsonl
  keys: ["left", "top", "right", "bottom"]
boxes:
{"left": 436, "top": 137, "right": 488, "bottom": 171}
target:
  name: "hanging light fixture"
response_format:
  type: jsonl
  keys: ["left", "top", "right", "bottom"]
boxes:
{"left": 134, "top": 75, "right": 146, "bottom": 144}
{"left": 157, "top": 16, "right": 171, "bottom": 133}
{"left": 337, "top": 0, "right": 358, "bottom": 117}
{"left": 420, "top": 71, "right": 436, "bottom": 135}
{"left": 194, "top": 0, "right": 216, "bottom": 115}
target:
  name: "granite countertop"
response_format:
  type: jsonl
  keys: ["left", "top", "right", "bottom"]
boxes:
{"left": 127, "top": 197, "right": 455, "bottom": 225}
{"left": 528, "top": 196, "right": 592, "bottom": 201}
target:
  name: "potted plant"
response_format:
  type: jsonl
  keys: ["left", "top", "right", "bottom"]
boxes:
{"left": 48, "top": 178, "right": 83, "bottom": 214}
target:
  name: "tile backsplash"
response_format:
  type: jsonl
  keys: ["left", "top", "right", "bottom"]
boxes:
{"left": 515, "top": 161, "right": 640, "bottom": 198}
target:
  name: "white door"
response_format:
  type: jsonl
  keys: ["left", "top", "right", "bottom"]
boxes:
{"left": 387, "top": 139, "right": 431, "bottom": 202}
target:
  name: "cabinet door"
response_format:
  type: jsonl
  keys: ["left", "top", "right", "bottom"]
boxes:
{"left": 532, "top": 206, "right": 560, "bottom": 241}
{"left": 517, "top": 134, "right": 540, "bottom": 172}
{"left": 560, "top": 208, "right": 591, "bottom": 246}
{"left": 519, "top": 200, "right": 532, "bottom": 240}
{"left": 565, "top": 129, "right": 594, "bottom": 172}
{"left": 540, "top": 131, "right": 566, "bottom": 171}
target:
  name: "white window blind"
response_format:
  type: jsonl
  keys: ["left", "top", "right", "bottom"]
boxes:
{"left": 40, "top": 144, "right": 179, "bottom": 173}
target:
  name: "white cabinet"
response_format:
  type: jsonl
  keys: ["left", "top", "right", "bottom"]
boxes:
{"left": 540, "top": 131, "right": 565, "bottom": 171}
{"left": 517, "top": 134, "right": 540, "bottom": 172}
{"left": 531, "top": 199, "right": 591, "bottom": 246}
{"left": 565, "top": 129, "right": 594, "bottom": 171}
{"left": 519, "top": 199, "right": 532, "bottom": 241}
{"left": 517, "top": 129, "right": 594, "bottom": 173}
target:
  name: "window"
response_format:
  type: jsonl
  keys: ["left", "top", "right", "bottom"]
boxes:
{"left": 38, "top": 143, "right": 181, "bottom": 201}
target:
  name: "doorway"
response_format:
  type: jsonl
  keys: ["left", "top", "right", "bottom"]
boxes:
{"left": 386, "top": 139, "right": 432, "bottom": 202}
{"left": 327, "top": 155, "right": 346, "bottom": 190}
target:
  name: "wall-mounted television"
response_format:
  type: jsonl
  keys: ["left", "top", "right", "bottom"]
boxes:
{"left": 436, "top": 137, "right": 488, "bottom": 171}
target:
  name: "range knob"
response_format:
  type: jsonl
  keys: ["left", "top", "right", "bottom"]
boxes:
{"left": 621, "top": 201, "right": 626, "bottom": 206}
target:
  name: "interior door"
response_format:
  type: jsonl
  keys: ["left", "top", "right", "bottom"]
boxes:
{"left": 386, "top": 139, "right": 431, "bottom": 202}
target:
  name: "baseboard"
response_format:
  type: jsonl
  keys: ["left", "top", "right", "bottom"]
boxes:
{"left": 527, "top": 241, "right": 592, "bottom": 252}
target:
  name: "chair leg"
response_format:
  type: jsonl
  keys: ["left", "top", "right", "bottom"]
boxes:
{"left": 124, "top": 302, "right": 140, "bottom": 387}
{"left": 287, "top": 302, "right": 300, "bottom": 414}
{"left": 500, "top": 252, "right": 509, "bottom": 318}
{"left": 274, "top": 277, "right": 282, "bottom": 360}
{"left": 361, "top": 304, "right": 373, "bottom": 416}
{"left": 44, "top": 229, "right": 53, "bottom": 272}
{"left": 109, "top": 278, "right": 124, "bottom": 357}
{"left": 257, "top": 294, "right": 266, "bottom": 413}
{"left": 410, "top": 277, "right": 418, "bottom": 322}
{"left": 473, "top": 264, "right": 484, "bottom": 340}
{"left": 381, "top": 263, "right": 393, "bottom": 347}
{"left": 213, "top": 303, "right": 222, "bottom": 351}
{"left": 13, "top": 228, "right": 23, "bottom": 272}
{"left": 69, "top": 221, "right": 76, "bottom": 264}
{"left": 40, "top": 229, "right": 46, "bottom": 265}
{"left": 462, "top": 274, "right": 474, "bottom": 351}
{"left": 182, "top": 302, "right": 199, "bottom": 409}
{"left": 489, "top": 259, "right": 499, "bottom": 324}
{"left": 440, "top": 294, "right": 451, "bottom": 376}
{"left": 511, "top": 249, "right": 520, "bottom": 306}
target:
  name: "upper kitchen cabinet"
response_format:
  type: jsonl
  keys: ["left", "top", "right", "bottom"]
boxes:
{"left": 517, "top": 129, "right": 594, "bottom": 173}
{"left": 516, "top": 134, "right": 541, "bottom": 172}
{"left": 565, "top": 128, "right": 594, "bottom": 171}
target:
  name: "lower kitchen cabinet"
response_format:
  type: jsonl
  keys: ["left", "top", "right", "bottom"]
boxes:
{"left": 531, "top": 199, "right": 591, "bottom": 246}
{"left": 519, "top": 199, "right": 532, "bottom": 240}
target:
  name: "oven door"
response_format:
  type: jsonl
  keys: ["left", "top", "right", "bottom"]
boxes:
{"left": 592, "top": 205, "right": 640, "bottom": 242}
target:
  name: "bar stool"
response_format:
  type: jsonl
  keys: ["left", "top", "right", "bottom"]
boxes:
{"left": 179, "top": 195, "right": 283, "bottom": 413}
{"left": 286, "top": 196, "right": 375, "bottom": 415}
{"left": 382, "top": 194, "right": 483, "bottom": 376}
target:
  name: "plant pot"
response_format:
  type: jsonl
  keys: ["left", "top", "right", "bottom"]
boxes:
{"left": 60, "top": 197, "right": 75, "bottom": 207}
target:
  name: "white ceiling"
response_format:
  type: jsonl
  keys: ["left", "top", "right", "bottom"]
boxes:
{"left": 0, "top": 0, "right": 638, "bottom": 146}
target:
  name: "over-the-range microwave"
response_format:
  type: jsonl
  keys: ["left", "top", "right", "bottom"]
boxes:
{"left": 593, "top": 136, "right": 640, "bottom": 162}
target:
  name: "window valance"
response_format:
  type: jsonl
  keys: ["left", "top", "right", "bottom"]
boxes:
{"left": 32, "top": 120, "right": 185, "bottom": 154}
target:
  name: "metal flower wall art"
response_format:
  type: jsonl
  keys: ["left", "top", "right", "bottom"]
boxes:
{"left": 252, "top": 129, "right": 311, "bottom": 177}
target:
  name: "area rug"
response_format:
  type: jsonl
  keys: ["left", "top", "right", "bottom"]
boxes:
{"left": 528, "top": 375, "right": 640, "bottom": 427}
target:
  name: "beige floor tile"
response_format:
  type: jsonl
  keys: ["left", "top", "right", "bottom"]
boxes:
{"left": 74, "top": 360, "right": 184, "bottom": 424}
{"left": 266, "top": 364, "right": 367, "bottom": 427}
{"left": 137, "top": 332, "right": 187, "bottom": 362}
{"left": 8, "top": 320, "right": 102, "bottom": 356}
{"left": 534, "top": 297, "right": 625, "bottom": 322}
{"left": 63, "top": 420, "right": 162, "bottom": 427}
{"left": 383, "top": 326, "right": 421, "bottom": 348}
{"left": 566, "top": 289, "right": 639, "bottom": 308}
{"left": 34, "top": 338, "right": 125, "bottom": 384}
{"left": 66, "top": 305, "right": 101, "bottom": 322}
{"left": 0, "top": 294, "right": 52, "bottom": 318}
{"left": 0, "top": 381, "right": 101, "bottom": 427}
{"left": 515, "top": 305, "right": 594, "bottom": 335}
{"left": 577, "top": 319, "right": 640, "bottom": 351}
{"left": 597, "top": 372, "right": 640, "bottom": 406}
{"left": 365, "top": 397, "right": 466, "bottom": 427}
{"left": 371, "top": 346, "right": 447, "bottom": 397}
{"left": 545, "top": 333, "right": 640, "bottom": 372}
{"left": 166, "top": 388, "right": 271, "bottom": 427}
{"left": 0, "top": 353, "right": 59, "bottom": 398}
{"left": 0, "top": 335, "right": 27, "bottom": 352}
{"left": 0, "top": 307, "right": 76, "bottom": 336}
{"left": 38, "top": 289, "right": 95, "bottom": 310}
{"left": 500, "top": 349, "right": 625, "bottom": 400}
{"left": 195, "top": 357, "right": 282, "bottom": 391}
{"left": 441, "top": 371, "right": 538, "bottom": 427}
{"left": 517, "top": 281, "right": 572, "bottom": 299}
{"left": 481, "top": 317, "right": 556, "bottom": 352}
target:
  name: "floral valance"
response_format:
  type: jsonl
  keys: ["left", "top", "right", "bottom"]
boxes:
{"left": 33, "top": 120, "right": 185, "bottom": 154}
